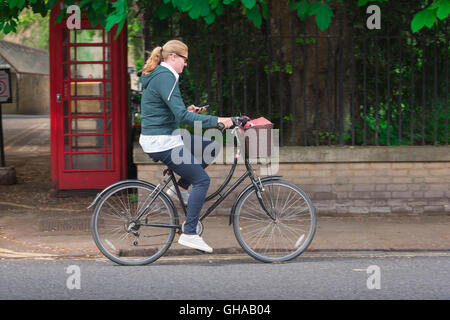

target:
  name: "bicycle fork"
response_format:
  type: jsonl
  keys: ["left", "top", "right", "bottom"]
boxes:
{"left": 247, "top": 166, "right": 276, "bottom": 221}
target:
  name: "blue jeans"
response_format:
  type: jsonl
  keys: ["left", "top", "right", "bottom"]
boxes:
{"left": 147, "top": 135, "right": 220, "bottom": 235}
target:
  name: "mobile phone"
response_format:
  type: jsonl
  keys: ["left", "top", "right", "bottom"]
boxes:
{"left": 195, "top": 105, "right": 209, "bottom": 112}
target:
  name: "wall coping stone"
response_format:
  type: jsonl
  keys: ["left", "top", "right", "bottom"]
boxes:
{"left": 133, "top": 142, "right": 450, "bottom": 164}
{"left": 134, "top": 142, "right": 449, "bottom": 164}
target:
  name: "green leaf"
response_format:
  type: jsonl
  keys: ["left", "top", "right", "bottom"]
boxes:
{"left": 429, "top": 0, "right": 442, "bottom": 10}
{"left": 296, "top": 1, "right": 310, "bottom": 20}
{"left": 357, "top": 0, "right": 370, "bottom": 7}
{"left": 114, "top": 20, "right": 125, "bottom": 40}
{"left": 246, "top": 4, "right": 262, "bottom": 27}
{"left": 436, "top": 0, "right": 450, "bottom": 20}
{"left": 88, "top": 7, "right": 99, "bottom": 27}
{"left": 78, "top": 0, "right": 93, "bottom": 8}
{"left": 188, "top": 9, "right": 199, "bottom": 19}
{"left": 17, "top": 0, "right": 26, "bottom": 9}
{"left": 309, "top": 2, "right": 333, "bottom": 30}
{"left": 290, "top": 1, "right": 301, "bottom": 12}
{"left": 99, "top": 15, "right": 107, "bottom": 28}
{"left": 260, "top": 0, "right": 268, "bottom": 18}
{"left": 93, "top": 0, "right": 105, "bottom": 11}
{"left": 32, "top": 0, "right": 48, "bottom": 16}
{"left": 8, "top": 0, "right": 17, "bottom": 9}
{"left": 308, "top": 1, "right": 319, "bottom": 16}
{"left": 358, "top": 0, "right": 388, "bottom": 7}
{"left": 188, "top": 0, "right": 210, "bottom": 19}
{"left": 55, "top": 10, "right": 66, "bottom": 23}
{"left": 200, "top": 0, "right": 211, "bottom": 16}
{"left": 176, "top": 0, "right": 193, "bottom": 12}
{"left": 411, "top": 9, "right": 427, "bottom": 32}
{"left": 46, "top": 0, "right": 59, "bottom": 9}
{"left": 241, "top": 0, "right": 256, "bottom": 9}
{"left": 203, "top": 11, "right": 216, "bottom": 24}
{"left": 104, "top": 0, "right": 128, "bottom": 31}
{"left": 411, "top": 8, "right": 436, "bottom": 32}
{"left": 3, "top": 23, "right": 11, "bottom": 34}
{"left": 285, "top": 63, "right": 292, "bottom": 74}
{"left": 210, "top": 0, "right": 220, "bottom": 10}
{"left": 424, "top": 10, "right": 437, "bottom": 28}
{"left": 155, "top": 3, "right": 174, "bottom": 20}
{"left": 105, "top": 14, "right": 121, "bottom": 31}
{"left": 215, "top": 2, "right": 224, "bottom": 15}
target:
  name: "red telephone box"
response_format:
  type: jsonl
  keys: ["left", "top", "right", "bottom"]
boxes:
{"left": 49, "top": 3, "right": 128, "bottom": 190}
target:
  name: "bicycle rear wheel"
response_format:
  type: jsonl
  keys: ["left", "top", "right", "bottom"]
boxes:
{"left": 91, "top": 182, "right": 178, "bottom": 265}
{"left": 233, "top": 179, "right": 316, "bottom": 263}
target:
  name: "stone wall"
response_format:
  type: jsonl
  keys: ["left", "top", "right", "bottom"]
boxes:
{"left": 1, "top": 73, "right": 49, "bottom": 115}
{"left": 134, "top": 144, "right": 450, "bottom": 216}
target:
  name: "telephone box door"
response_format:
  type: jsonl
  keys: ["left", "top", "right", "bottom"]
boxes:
{"left": 50, "top": 5, "right": 128, "bottom": 190}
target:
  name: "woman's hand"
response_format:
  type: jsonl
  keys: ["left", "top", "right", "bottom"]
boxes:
{"left": 187, "top": 105, "right": 206, "bottom": 113}
{"left": 218, "top": 117, "right": 233, "bottom": 129}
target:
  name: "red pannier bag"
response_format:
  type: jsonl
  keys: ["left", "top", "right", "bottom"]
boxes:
{"left": 243, "top": 117, "right": 274, "bottom": 159}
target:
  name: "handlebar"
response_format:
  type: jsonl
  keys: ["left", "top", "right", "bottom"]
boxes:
{"left": 217, "top": 116, "right": 250, "bottom": 131}
{"left": 232, "top": 116, "right": 250, "bottom": 127}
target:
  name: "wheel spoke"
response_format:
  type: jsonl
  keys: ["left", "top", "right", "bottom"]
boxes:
{"left": 234, "top": 181, "right": 316, "bottom": 262}
{"left": 92, "top": 183, "right": 177, "bottom": 266}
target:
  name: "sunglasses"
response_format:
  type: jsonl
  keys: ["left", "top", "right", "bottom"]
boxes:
{"left": 173, "top": 52, "right": 188, "bottom": 63}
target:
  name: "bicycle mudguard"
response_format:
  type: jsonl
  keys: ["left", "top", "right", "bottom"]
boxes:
{"left": 228, "top": 175, "right": 283, "bottom": 225}
{"left": 87, "top": 179, "right": 176, "bottom": 212}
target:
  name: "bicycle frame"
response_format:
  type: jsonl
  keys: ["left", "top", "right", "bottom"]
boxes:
{"left": 135, "top": 127, "right": 276, "bottom": 229}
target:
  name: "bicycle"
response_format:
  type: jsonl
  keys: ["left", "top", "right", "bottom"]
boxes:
{"left": 89, "top": 117, "right": 316, "bottom": 265}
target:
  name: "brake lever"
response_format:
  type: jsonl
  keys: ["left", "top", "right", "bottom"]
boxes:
{"left": 217, "top": 122, "right": 225, "bottom": 132}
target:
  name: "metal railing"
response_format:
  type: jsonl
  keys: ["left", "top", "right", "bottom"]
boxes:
{"left": 148, "top": 32, "right": 448, "bottom": 147}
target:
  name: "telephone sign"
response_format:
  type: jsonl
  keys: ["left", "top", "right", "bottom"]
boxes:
{"left": 0, "top": 69, "right": 12, "bottom": 104}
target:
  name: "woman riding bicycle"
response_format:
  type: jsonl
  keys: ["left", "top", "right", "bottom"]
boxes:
{"left": 139, "top": 40, "right": 233, "bottom": 253}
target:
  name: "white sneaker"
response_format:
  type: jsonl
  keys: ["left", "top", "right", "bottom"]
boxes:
{"left": 178, "top": 234, "right": 213, "bottom": 253}
{"left": 167, "top": 186, "right": 189, "bottom": 205}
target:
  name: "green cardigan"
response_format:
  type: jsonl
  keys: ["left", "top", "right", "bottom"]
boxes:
{"left": 139, "top": 65, "right": 218, "bottom": 135}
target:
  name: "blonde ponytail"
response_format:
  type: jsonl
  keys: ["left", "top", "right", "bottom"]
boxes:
{"left": 141, "top": 40, "right": 188, "bottom": 75}
{"left": 142, "top": 46, "right": 163, "bottom": 75}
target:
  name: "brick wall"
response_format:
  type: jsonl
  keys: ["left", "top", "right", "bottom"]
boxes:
{"left": 134, "top": 145, "right": 450, "bottom": 216}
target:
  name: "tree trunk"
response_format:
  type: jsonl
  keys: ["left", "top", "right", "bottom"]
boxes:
{"left": 268, "top": 1, "right": 356, "bottom": 146}
{"left": 142, "top": 4, "right": 152, "bottom": 61}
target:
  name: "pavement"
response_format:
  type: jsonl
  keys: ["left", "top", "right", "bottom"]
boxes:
{"left": 0, "top": 203, "right": 449, "bottom": 260}
{"left": 0, "top": 115, "right": 449, "bottom": 261}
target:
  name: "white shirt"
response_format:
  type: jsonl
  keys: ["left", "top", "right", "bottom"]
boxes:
{"left": 139, "top": 62, "right": 184, "bottom": 153}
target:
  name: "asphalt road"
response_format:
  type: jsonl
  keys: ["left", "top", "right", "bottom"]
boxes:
{"left": 0, "top": 252, "right": 449, "bottom": 300}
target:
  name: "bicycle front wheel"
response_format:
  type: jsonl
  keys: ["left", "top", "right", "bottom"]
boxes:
{"left": 233, "top": 179, "right": 316, "bottom": 263}
{"left": 91, "top": 182, "right": 178, "bottom": 266}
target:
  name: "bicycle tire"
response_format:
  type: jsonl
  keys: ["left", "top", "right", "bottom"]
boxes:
{"left": 233, "top": 179, "right": 316, "bottom": 263}
{"left": 91, "top": 181, "right": 178, "bottom": 266}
